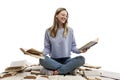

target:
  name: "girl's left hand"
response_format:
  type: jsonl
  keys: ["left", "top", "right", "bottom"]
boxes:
{"left": 80, "top": 48, "right": 89, "bottom": 53}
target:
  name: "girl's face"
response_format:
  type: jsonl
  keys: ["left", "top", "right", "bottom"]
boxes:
{"left": 56, "top": 10, "right": 68, "bottom": 25}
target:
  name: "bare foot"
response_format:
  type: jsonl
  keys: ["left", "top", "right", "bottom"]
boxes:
{"left": 53, "top": 70, "right": 59, "bottom": 75}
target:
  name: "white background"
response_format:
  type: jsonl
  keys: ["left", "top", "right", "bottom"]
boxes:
{"left": 0, "top": 0, "right": 120, "bottom": 73}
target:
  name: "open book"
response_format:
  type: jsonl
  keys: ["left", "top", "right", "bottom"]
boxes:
{"left": 79, "top": 38, "right": 99, "bottom": 51}
{"left": 20, "top": 48, "right": 44, "bottom": 59}
{"left": 5, "top": 60, "right": 28, "bottom": 72}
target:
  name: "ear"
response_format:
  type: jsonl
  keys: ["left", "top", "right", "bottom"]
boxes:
{"left": 56, "top": 15, "right": 58, "bottom": 18}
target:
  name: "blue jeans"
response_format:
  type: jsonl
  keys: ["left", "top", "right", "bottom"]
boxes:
{"left": 39, "top": 56, "right": 85, "bottom": 75}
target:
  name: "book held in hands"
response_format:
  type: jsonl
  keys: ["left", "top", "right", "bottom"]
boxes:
{"left": 79, "top": 38, "right": 99, "bottom": 51}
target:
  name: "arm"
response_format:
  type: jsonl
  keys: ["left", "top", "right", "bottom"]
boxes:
{"left": 43, "top": 30, "right": 51, "bottom": 56}
{"left": 71, "top": 29, "right": 88, "bottom": 53}
{"left": 71, "top": 29, "right": 81, "bottom": 53}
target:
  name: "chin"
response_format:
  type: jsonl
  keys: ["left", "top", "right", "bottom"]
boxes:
{"left": 61, "top": 21, "right": 66, "bottom": 24}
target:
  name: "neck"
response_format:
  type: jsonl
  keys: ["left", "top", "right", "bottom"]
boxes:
{"left": 58, "top": 23, "right": 64, "bottom": 28}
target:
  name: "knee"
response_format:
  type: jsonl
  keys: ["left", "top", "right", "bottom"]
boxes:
{"left": 39, "top": 56, "right": 48, "bottom": 65}
{"left": 39, "top": 59, "right": 44, "bottom": 66}
{"left": 76, "top": 56, "right": 85, "bottom": 65}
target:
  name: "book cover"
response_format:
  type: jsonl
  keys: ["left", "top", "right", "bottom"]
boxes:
{"left": 79, "top": 38, "right": 99, "bottom": 51}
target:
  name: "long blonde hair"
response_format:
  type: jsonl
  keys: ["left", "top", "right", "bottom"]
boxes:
{"left": 49, "top": 8, "right": 69, "bottom": 38}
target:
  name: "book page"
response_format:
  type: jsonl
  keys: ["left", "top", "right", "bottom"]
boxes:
{"left": 20, "top": 48, "right": 45, "bottom": 59}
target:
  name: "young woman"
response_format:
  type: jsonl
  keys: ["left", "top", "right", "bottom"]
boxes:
{"left": 40, "top": 7, "right": 88, "bottom": 75}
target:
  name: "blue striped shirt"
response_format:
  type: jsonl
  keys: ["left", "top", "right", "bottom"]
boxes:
{"left": 43, "top": 27, "right": 80, "bottom": 58}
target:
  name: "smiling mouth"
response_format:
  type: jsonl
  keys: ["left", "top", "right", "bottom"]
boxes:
{"left": 61, "top": 18, "right": 66, "bottom": 21}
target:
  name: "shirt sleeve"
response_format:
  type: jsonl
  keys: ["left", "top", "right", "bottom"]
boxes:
{"left": 71, "top": 29, "right": 81, "bottom": 53}
{"left": 43, "top": 30, "right": 51, "bottom": 56}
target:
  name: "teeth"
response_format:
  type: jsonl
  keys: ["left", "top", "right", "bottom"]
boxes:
{"left": 62, "top": 18, "right": 65, "bottom": 20}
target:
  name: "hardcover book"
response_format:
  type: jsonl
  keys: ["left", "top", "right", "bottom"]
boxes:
{"left": 79, "top": 38, "right": 99, "bottom": 51}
